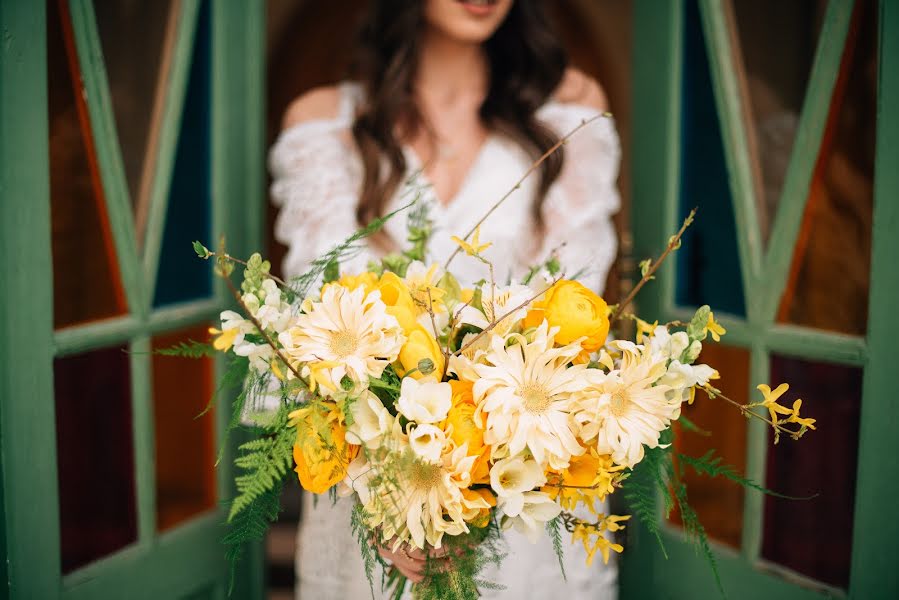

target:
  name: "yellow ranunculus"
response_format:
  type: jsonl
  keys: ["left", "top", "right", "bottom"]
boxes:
{"left": 377, "top": 271, "right": 418, "bottom": 333}
{"left": 524, "top": 280, "right": 610, "bottom": 361}
{"left": 396, "top": 325, "right": 445, "bottom": 379}
{"left": 337, "top": 271, "right": 378, "bottom": 293}
{"left": 290, "top": 403, "right": 359, "bottom": 494}
{"left": 444, "top": 380, "right": 490, "bottom": 484}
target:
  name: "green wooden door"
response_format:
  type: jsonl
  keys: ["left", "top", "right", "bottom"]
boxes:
{"left": 0, "top": 1, "right": 266, "bottom": 598}
{"left": 622, "top": 0, "right": 899, "bottom": 598}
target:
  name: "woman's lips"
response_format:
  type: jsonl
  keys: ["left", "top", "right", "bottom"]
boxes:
{"left": 457, "top": 0, "right": 498, "bottom": 17}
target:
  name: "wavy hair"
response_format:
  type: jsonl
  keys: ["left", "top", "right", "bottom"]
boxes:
{"left": 350, "top": 0, "right": 567, "bottom": 225}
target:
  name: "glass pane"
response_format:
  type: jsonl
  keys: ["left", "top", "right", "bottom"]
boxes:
{"left": 762, "top": 355, "right": 861, "bottom": 588}
{"left": 777, "top": 2, "right": 876, "bottom": 337}
{"left": 153, "top": 2, "right": 212, "bottom": 308}
{"left": 48, "top": 0, "right": 127, "bottom": 330}
{"left": 55, "top": 345, "right": 137, "bottom": 573}
{"left": 93, "top": 0, "right": 177, "bottom": 212}
{"left": 670, "top": 344, "right": 750, "bottom": 549}
{"left": 730, "top": 0, "right": 824, "bottom": 236}
{"left": 152, "top": 325, "right": 217, "bottom": 531}
{"left": 676, "top": 0, "right": 746, "bottom": 317}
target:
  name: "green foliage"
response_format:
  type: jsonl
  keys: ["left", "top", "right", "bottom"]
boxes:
{"left": 323, "top": 259, "right": 340, "bottom": 284}
{"left": 228, "top": 406, "right": 295, "bottom": 521}
{"left": 193, "top": 240, "right": 212, "bottom": 259}
{"left": 623, "top": 445, "right": 671, "bottom": 558}
{"left": 240, "top": 252, "right": 273, "bottom": 296}
{"left": 678, "top": 450, "right": 815, "bottom": 500}
{"left": 687, "top": 305, "right": 711, "bottom": 341}
{"left": 223, "top": 482, "right": 282, "bottom": 594}
{"left": 351, "top": 503, "right": 381, "bottom": 599}
{"left": 666, "top": 456, "right": 725, "bottom": 598}
{"left": 409, "top": 519, "right": 506, "bottom": 600}
{"left": 154, "top": 339, "right": 216, "bottom": 359}
{"left": 289, "top": 202, "right": 413, "bottom": 299}
{"left": 545, "top": 515, "right": 567, "bottom": 580}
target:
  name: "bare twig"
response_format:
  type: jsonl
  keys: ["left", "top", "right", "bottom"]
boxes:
{"left": 610, "top": 208, "right": 696, "bottom": 323}
{"left": 454, "top": 276, "right": 563, "bottom": 357}
{"left": 444, "top": 114, "right": 609, "bottom": 271}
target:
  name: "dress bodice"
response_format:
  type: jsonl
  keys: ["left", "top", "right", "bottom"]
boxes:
{"left": 269, "top": 82, "right": 621, "bottom": 293}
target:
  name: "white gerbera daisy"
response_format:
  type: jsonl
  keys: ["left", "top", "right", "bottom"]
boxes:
{"left": 473, "top": 322, "right": 588, "bottom": 470}
{"left": 278, "top": 285, "right": 405, "bottom": 391}
{"left": 364, "top": 442, "right": 491, "bottom": 550}
{"left": 574, "top": 343, "right": 676, "bottom": 468}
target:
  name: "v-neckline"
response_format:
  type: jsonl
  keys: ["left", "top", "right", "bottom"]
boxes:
{"left": 403, "top": 135, "right": 496, "bottom": 211}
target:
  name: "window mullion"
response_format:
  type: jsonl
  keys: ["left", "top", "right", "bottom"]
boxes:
{"left": 740, "top": 343, "right": 770, "bottom": 561}
{"left": 760, "top": 0, "right": 855, "bottom": 322}
{"left": 68, "top": 0, "right": 147, "bottom": 320}
{"left": 141, "top": 0, "right": 202, "bottom": 292}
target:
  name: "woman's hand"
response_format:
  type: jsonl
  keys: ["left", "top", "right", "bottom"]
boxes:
{"left": 375, "top": 538, "right": 453, "bottom": 583}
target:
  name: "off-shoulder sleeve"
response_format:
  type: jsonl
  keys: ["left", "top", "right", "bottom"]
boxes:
{"left": 536, "top": 104, "right": 621, "bottom": 294}
{"left": 269, "top": 119, "right": 369, "bottom": 279}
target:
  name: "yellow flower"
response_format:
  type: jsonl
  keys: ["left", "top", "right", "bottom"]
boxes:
{"left": 524, "top": 280, "right": 610, "bottom": 362}
{"left": 376, "top": 271, "right": 418, "bottom": 333}
{"left": 289, "top": 403, "right": 359, "bottom": 494}
{"left": 303, "top": 359, "right": 341, "bottom": 393}
{"left": 543, "top": 449, "right": 624, "bottom": 512}
{"left": 756, "top": 383, "right": 795, "bottom": 425}
{"left": 208, "top": 326, "right": 238, "bottom": 352}
{"left": 634, "top": 318, "right": 658, "bottom": 344}
{"left": 451, "top": 225, "right": 492, "bottom": 257}
{"left": 571, "top": 518, "right": 627, "bottom": 566}
{"left": 786, "top": 399, "right": 817, "bottom": 430}
{"left": 396, "top": 325, "right": 445, "bottom": 380}
{"left": 461, "top": 488, "right": 496, "bottom": 528}
{"left": 337, "top": 271, "right": 378, "bottom": 293}
{"left": 705, "top": 312, "right": 726, "bottom": 342}
{"left": 460, "top": 288, "right": 475, "bottom": 304}
{"left": 444, "top": 380, "right": 490, "bottom": 483}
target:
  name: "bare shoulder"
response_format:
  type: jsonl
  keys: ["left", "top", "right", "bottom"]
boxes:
{"left": 281, "top": 85, "right": 342, "bottom": 130}
{"left": 553, "top": 68, "right": 609, "bottom": 112}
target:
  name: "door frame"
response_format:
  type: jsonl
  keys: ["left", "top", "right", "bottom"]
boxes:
{"left": 622, "top": 0, "right": 899, "bottom": 598}
{"left": 0, "top": 1, "right": 266, "bottom": 598}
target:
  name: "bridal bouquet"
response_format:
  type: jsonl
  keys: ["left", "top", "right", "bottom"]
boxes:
{"left": 178, "top": 117, "right": 815, "bottom": 599}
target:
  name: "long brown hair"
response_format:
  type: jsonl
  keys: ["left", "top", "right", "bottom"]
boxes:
{"left": 350, "top": 0, "right": 568, "bottom": 225}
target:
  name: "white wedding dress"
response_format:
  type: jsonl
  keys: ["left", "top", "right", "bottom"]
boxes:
{"left": 269, "top": 82, "right": 621, "bottom": 600}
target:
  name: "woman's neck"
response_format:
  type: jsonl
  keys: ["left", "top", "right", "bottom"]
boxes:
{"left": 415, "top": 28, "right": 489, "bottom": 109}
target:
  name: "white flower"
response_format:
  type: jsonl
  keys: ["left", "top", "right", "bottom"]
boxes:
{"left": 397, "top": 377, "right": 452, "bottom": 424}
{"left": 408, "top": 423, "right": 447, "bottom": 463}
{"left": 574, "top": 343, "right": 676, "bottom": 468}
{"left": 501, "top": 491, "right": 562, "bottom": 543}
{"left": 456, "top": 284, "right": 533, "bottom": 336}
{"left": 473, "top": 323, "right": 588, "bottom": 469}
{"left": 647, "top": 326, "right": 690, "bottom": 362}
{"left": 346, "top": 391, "right": 393, "bottom": 448}
{"left": 233, "top": 339, "right": 274, "bottom": 373}
{"left": 658, "top": 360, "right": 718, "bottom": 403}
{"left": 253, "top": 279, "right": 294, "bottom": 333}
{"left": 362, "top": 443, "right": 488, "bottom": 550}
{"left": 489, "top": 456, "right": 546, "bottom": 510}
{"left": 278, "top": 285, "right": 405, "bottom": 390}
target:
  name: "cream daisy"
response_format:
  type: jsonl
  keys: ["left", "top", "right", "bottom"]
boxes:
{"left": 473, "top": 322, "right": 588, "bottom": 470}
{"left": 574, "top": 343, "right": 676, "bottom": 468}
{"left": 365, "top": 443, "right": 490, "bottom": 550}
{"left": 278, "top": 284, "right": 405, "bottom": 391}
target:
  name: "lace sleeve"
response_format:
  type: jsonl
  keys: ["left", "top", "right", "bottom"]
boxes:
{"left": 269, "top": 120, "right": 369, "bottom": 279}
{"left": 537, "top": 104, "right": 621, "bottom": 294}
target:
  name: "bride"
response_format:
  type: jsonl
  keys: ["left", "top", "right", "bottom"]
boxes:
{"left": 269, "top": 0, "right": 620, "bottom": 597}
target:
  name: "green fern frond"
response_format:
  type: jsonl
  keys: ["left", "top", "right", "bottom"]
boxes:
{"left": 545, "top": 515, "right": 567, "bottom": 581}
{"left": 223, "top": 483, "right": 283, "bottom": 594}
{"left": 289, "top": 201, "right": 414, "bottom": 299}
{"left": 155, "top": 339, "right": 217, "bottom": 358}
{"left": 678, "top": 450, "right": 816, "bottom": 500}
{"left": 623, "top": 445, "right": 671, "bottom": 558}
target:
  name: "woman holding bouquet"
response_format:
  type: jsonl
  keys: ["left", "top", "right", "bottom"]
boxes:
{"left": 269, "top": 0, "right": 621, "bottom": 597}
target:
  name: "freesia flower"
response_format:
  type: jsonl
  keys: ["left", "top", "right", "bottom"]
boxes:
{"left": 397, "top": 377, "right": 452, "bottom": 424}
{"left": 408, "top": 423, "right": 447, "bottom": 463}
{"left": 346, "top": 391, "right": 393, "bottom": 448}
{"left": 501, "top": 490, "right": 562, "bottom": 543}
